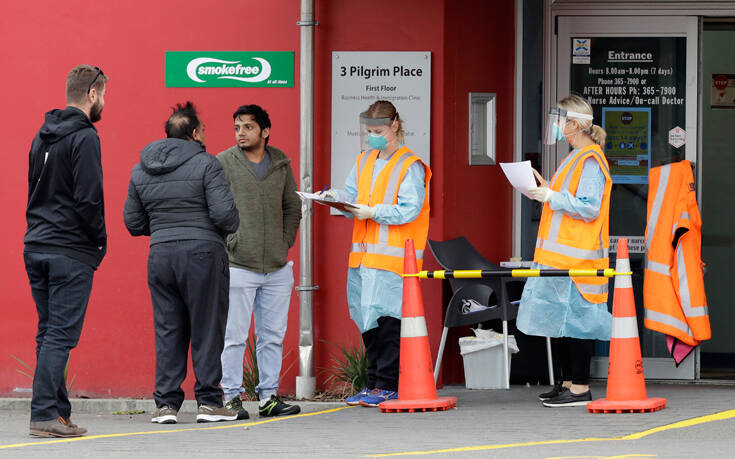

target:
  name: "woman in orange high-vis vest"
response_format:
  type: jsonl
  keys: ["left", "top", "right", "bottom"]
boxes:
{"left": 517, "top": 95, "right": 613, "bottom": 408}
{"left": 317, "top": 101, "right": 431, "bottom": 408}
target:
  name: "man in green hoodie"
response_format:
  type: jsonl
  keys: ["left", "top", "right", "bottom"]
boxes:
{"left": 218, "top": 105, "right": 302, "bottom": 418}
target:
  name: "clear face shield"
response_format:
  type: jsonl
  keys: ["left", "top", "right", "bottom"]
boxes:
{"left": 359, "top": 111, "right": 395, "bottom": 151}
{"left": 543, "top": 107, "right": 593, "bottom": 145}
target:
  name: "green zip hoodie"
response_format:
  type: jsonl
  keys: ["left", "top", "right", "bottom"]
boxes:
{"left": 217, "top": 144, "right": 302, "bottom": 273}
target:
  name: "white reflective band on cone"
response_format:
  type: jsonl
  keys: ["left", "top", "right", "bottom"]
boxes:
{"left": 400, "top": 316, "right": 428, "bottom": 338}
{"left": 611, "top": 316, "right": 639, "bottom": 339}
{"left": 615, "top": 254, "right": 632, "bottom": 288}
{"left": 615, "top": 274, "right": 632, "bottom": 289}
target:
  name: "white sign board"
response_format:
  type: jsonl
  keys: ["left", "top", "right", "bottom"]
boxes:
{"left": 330, "top": 52, "right": 431, "bottom": 202}
{"left": 609, "top": 236, "right": 646, "bottom": 254}
{"left": 668, "top": 126, "right": 686, "bottom": 149}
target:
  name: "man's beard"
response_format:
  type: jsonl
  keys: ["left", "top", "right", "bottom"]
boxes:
{"left": 89, "top": 100, "right": 103, "bottom": 123}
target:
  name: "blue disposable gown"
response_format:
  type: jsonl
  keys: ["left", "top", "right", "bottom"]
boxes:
{"left": 334, "top": 153, "right": 426, "bottom": 333}
{"left": 516, "top": 153, "right": 612, "bottom": 341}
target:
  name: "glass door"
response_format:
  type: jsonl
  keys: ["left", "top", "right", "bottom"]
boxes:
{"left": 554, "top": 16, "right": 699, "bottom": 379}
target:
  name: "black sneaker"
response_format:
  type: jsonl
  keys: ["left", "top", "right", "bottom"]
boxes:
{"left": 225, "top": 395, "right": 250, "bottom": 420}
{"left": 258, "top": 395, "right": 301, "bottom": 417}
{"left": 538, "top": 381, "right": 564, "bottom": 401}
{"left": 542, "top": 388, "right": 592, "bottom": 407}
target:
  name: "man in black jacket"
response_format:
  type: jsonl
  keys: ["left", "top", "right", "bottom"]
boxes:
{"left": 124, "top": 102, "right": 241, "bottom": 424}
{"left": 24, "top": 65, "right": 108, "bottom": 438}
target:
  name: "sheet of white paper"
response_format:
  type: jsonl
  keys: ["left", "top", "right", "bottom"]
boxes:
{"left": 499, "top": 161, "right": 537, "bottom": 199}
{"left": 295, "top": 191, "right": 358, "bottom": 212}
{"left": 295, "top": 191, "right": 323, "bottom": 200}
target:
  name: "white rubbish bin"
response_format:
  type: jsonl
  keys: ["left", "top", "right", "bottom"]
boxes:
{"left": 459, "top": 333, "right": 518, "bottom": 390}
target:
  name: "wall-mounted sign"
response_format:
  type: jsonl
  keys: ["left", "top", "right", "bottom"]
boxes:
{"left": 711, "top": 73, "right": 735, "bottom": 108}
{"left": 602, "top": 107, "right": 651, "bottom": 184}
{"left": 668, "top": 126, "right": 686, "bottom": 149}
{"left": 609, "top": 236, "right": 646, "bottom": 253}
{"left": 165, "top": 51, "right": 294, "bottom": 87}
{"left": 330, "top": 51, "right": 431, "bottom": 206}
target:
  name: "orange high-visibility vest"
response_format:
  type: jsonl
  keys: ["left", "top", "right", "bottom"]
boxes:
{"left": 348, "top": 147, "right": 431, "bottom": 275}
{"left": 643, "top": 161, "right": 710, "bottom": 347}
{"left": 534, "top": 144, "right": 613, "bottom": 303}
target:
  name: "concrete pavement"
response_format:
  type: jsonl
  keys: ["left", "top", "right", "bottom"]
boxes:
{"left": 1, "top": 382, "right": 734, "bottom": 458}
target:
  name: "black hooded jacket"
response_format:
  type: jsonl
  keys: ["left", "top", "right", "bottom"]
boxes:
{"left": 123, "top": 138, "right": 239, "bottom": 246}
{"left": 24, "top": 106, "right": 107, "bottom": 268}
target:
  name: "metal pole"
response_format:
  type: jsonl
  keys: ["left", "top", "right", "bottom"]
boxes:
{"left": 295, "top": 0, "right": 317, "bottom": 400}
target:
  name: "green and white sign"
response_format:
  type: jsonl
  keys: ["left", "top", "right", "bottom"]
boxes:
{"left": 165, "top": 51, "right": 294, "bottom": 87}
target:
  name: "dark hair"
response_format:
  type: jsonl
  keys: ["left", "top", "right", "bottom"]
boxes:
{"left": 233, "top": 104, "right": 271, "bottom": 144}
{"left": 165, "top": 101, "right": 201, "bottom": 140}
{"left": 66, "top": 65, "right": 108, "bottom": 104}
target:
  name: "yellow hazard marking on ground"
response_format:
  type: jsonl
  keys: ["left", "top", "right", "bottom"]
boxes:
{"left": 545, "top": 455, "right": 656, "bottom": 459}
{"left": 0, "top": 405, "right": 353, "bottom": 450}
{"left": 368, "top": 409, "right": 735, "bottom": 456}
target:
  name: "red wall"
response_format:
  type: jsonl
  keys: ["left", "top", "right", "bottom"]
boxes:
{"left": 438, "top": 0, "right": 517, "bottom": 383}
{"left": 0, "top": 0, "right": 515, "bottom": 397}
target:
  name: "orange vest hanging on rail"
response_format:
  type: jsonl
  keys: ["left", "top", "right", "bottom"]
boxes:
{"left": 643, "top": 160, "right": 710, "bottom": 347}
{"left": 534, "top": 144, "right": 613, "bottom": 303}
{"left": 349, "top": 147, "right": 431, "bottom": 276}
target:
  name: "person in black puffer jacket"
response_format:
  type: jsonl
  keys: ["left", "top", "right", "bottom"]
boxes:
{"left": 123, "top": 101, "right": 240, "bottom": 424}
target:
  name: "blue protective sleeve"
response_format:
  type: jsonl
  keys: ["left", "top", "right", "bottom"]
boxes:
{"left": 335, "top": 158, "right": 426, "bottom": 224}
{"left": 372, "top": 162, "right": 425, "bottom": 225}
{"left": 548, "top": 157, "right": 605, "bottom": 222}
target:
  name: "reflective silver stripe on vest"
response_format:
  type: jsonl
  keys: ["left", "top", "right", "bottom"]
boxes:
{"left": 538, "top": 239, "right": 608, "bottom": 261}
{"left": 401, "top": 316, "right": 428, "bottom": 338}
{"left": 645, "top": 163, "right": 671, "bottom": 251}
{"left": 363, "top": 242, "right": 423, "bottom": 260}
{"left": 671, "top": 212, "right": 691, "bottom": 235}
{"left": 357, "top": 150, "right": 373, "bottom": 176}
{"left": 611, "top": 316, "right": 639, "bottom": 339}
{"left": 383, "top": 151, "right": 412, "bottom": 205}
{"left": 645, "top": 308, "right": 693, "bottom": 337}
{"left": 646, "top": 259, "right": 671, "bottom": 276}
{"left": 575, "top": 281, "right": 608, "bottom": 295}
{"left": 676, "top": 244, "right": 709, "bottom": 318}
{"left": 546, "top": 153, "right": 587, "bottom": 244}
{"left": 588, "top": 149, "right": 611, "bottom": 176}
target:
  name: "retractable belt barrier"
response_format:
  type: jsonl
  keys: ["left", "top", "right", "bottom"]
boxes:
{"left": 404, "top": 268, "right": 631, "bottom": 279}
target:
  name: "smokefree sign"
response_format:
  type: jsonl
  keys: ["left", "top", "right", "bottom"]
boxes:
{"left": 165, "top": 51, "right": 294, "bottom": 87}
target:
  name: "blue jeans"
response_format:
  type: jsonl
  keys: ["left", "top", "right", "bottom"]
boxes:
{"left": 220, "top": 262, "right": 294, "bottom": 401}
{"left": 24, "top": 252, "right": 94, "bottom": 422}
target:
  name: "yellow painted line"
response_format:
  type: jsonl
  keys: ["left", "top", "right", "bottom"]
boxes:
{"left": 0, "top": 405, "right": 353, "bottom": 450}
{"left": 545, "top": 455, "right": 655, "bottom": 459}
{"left": 368, "top": 409, "right": 735, "bottom": 456}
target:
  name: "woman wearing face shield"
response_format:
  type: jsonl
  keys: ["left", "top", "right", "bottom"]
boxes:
{"left": 318, "top": 100, "right": 431, "bottom": 407}
{"left": 518, "top": 94, "right": 613, "bottom": 408}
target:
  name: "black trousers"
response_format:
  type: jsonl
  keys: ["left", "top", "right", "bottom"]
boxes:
{"left": 148, "top": 240, "right": 229, "bottom": 410}
{"left": 361, "top": 316, "right": 401, "bottom": 392}
{"left": 24, "top": 252, "right": 94, "bottom": 422}
{"left": 552, "top": 337, "right": 594, "bottom": 385}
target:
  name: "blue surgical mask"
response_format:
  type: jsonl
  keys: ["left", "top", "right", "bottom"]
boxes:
{"left": 552, "top": 123, "right": 565, "bottom": 142}
{"left": 368, "top": 133, "right": 388, "bottom": 150}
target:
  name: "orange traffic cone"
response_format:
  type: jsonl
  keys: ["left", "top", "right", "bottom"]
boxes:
{"left": 587, "top": 237, "right": 666, "bottom": 413}
{"left": 379, "top": 239, "right": 457, "bottom": 413}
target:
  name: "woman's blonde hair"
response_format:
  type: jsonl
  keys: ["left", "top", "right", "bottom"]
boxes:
{"left": 558, "top": 94, "right": 607, "bottom": 146}
{"left": 363, "top": 100, "right": 405, "bottom": 144}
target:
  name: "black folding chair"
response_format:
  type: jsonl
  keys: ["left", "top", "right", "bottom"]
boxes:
{"left": 428, "top": 237, "right": 553, "bottom": 388}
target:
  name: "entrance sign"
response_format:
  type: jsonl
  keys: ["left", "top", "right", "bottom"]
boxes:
{"left": 165, "top": 51, "right": 294, "bottom": 87}
{"left": 330, "top": 51, "right": 431, "bottom": 201}
{"left": 602, "top": 107, "right": 651, "bottom": 184}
